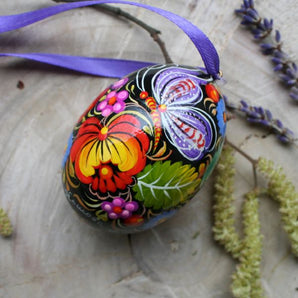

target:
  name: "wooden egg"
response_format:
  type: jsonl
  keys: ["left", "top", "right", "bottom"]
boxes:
{"left": 62, "top": 64, "right": 227, "bottom": 233}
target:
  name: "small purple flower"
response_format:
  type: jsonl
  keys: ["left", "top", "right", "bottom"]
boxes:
{"left": 275, "top": 30, "right": 281, "bottom": 43}
{"left": 290, "top": 87, "right": 298, "bottom": 102}
{"left": 96, "top": 90, "right": 129, "bottom": 117}
{"left": 101, "top": 197, "right": 139, "bottom": 220}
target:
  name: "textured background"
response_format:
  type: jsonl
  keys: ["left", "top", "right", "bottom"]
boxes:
{"left": 0, "top": 0, "right": 297, "bottom": 297}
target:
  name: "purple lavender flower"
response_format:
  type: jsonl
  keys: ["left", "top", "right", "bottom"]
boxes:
{"left": 279, "top": 63, "right": 298, "bottom": 86}
{"left": 260, "top": 30, "right": 282, "bottom": 55}
{"left": 224, "top": 96, "right": 295, "bottom": 144}
{"left": 290, "top": 87, "right": 298, "bottom": 102}
{"left": 235, "top": 1, "right": 298, "bottom": 102}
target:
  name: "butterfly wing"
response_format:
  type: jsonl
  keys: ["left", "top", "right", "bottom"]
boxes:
{"left": 150, "top": 66, "right": 215, "bottom": 160}
{"left": 152, "top": 66, "right": 212, "bottom": 106}
{"left": 161, "top": 106, "right": 216, "bottom": 161}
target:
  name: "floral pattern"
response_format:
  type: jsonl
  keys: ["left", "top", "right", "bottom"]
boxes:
{"left": 62, "top": 64, "right": 226, "bottom": 233}
{"left": 96, "top": 90, "right": 128, "bottom": 117}
{"left": 69, "top": 114, "right": 149, "bottom": 193}
{"left": 101, "top": 197, "right": 139, "bottom": 219}
{"left": 216, "top": 98, "right": 227, "bottom": 136}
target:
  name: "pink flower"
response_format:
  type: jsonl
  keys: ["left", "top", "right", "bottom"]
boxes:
{"left": 96, "top": 90, "right": 128, "bottom": 117}
{"left": 111, "top": 77, "right": 128, "bottom": 90}
{"left": 101, "top": 198, "right": 139, "bottom": 220}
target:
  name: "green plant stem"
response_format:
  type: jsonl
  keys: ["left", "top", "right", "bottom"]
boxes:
{"left": 225, "top": 139, "right": 259, "bottom": 188}
{"left": 225, "top": 139, "right": 257, "bottom": 166}
{"left": 52, "top": 0, "right": 173, "bottom": 64}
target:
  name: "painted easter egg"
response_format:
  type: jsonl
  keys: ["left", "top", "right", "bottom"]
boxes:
{"left": 62, "top": 64, "right": 226, "bottom": 233}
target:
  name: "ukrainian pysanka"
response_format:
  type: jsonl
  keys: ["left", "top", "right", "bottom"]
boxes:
{"left": 62, "top": 64, "right": 227, "bottom": 232}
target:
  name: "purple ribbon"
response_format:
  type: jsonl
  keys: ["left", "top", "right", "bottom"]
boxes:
{"left": 0, "top": 53, "right": 155, "bottom": 78}
{"left": 0, "top": 1, "right": 220, "bottom": 78}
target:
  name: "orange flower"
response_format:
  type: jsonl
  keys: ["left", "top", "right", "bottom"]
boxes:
{"left": 206, "top": 84, "right": 220, "bottom": 103}
{"left": 70, "top": 114, "right": 149, "bottom": 193}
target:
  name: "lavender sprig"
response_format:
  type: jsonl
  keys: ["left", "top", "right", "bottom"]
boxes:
{"left": 224, "top": 96, "right": 295, "bottom": 144}
{"left": 235, "top": 0, "right": 298, "bottom": 102}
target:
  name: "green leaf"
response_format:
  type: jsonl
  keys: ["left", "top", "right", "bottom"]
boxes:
{"left": 95, "top": 210, "right": 108, "bottom": 222}
{"left": 133, "top": 161, "right": 201, "bottom": 210}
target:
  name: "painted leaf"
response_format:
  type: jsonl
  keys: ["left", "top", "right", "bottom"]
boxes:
{"left": 133, "top": 161, "right": 201, "bottom": 210}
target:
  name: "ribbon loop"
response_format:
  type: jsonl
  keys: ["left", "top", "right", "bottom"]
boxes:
{"left": 0, "top": 1, "right": 220, "bottom": 78}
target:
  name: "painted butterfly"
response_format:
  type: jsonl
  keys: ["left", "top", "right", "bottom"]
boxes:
{"left": 137, "top": 65, "right": 217, "bottom": 161}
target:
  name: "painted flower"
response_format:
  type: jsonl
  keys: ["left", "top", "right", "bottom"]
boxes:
{"left": 197, "top": 161, "right": 211, "bottom": 185}
{"left": 96, "top": 90, "right": 129, "bottom": 117}
{"left": 206, "top": 84, "right": 220, "bottom": 103}
{"left": 111, "top": 77, "right": 128, "bottom": 90}
{"left": 216, "top": 98, "right": 227, "bottom": 136}
{"left": 101, "top": 197, "right": 139, "bottom": 219}
{"left": 123, "top": 214, "right": 144, "bottom": 227}
{"left": 198, "top": 163, "right": 207, "bottom": 178}
{"left": 70, "top": 114, "right": 149, "bottom": 194}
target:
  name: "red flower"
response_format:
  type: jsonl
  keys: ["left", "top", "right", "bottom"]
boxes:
{"left": 123, "top": 215, "right": 145, "bottom": 226}
{"left": 70, "top": 114, "right": 149, "bottom": 193}
{"left": 206, "top": 84, "right": 220, "bottom": 103}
